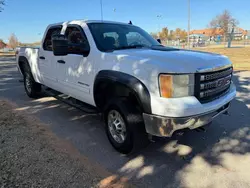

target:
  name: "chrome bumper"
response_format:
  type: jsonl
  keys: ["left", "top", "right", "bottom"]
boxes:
{"left": 143, "top": 102, "right": 230, "bottom": 137}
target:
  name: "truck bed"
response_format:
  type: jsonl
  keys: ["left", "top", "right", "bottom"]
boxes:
{"left": 16, "top": 47, "right": 41, "bottom": 83}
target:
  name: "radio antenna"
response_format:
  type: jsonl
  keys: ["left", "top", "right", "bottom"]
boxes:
{"left": 100, "top": 0, "right": 103, "bottom": 21}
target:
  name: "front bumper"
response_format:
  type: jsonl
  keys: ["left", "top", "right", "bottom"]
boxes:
{"left": 143, "top": 102, "right": 230, "bottom": 137}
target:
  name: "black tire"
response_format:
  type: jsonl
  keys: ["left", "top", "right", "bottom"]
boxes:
{"left": 23, "top": 65, "right": 41, "bottom": 98}
{"left": 104, "top": 98, "right": 149, "bottom": 154}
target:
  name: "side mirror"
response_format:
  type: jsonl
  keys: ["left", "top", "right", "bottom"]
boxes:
{"left": 157, "top": 39, "right": 162, "bottom": 44}
{"left": 52, "top": 34, "right": 68, "bottom": 56}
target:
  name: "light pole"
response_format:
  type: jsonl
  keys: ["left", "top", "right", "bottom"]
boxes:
{"left": 187, "top": 0, "right": 190, "bottom": 49}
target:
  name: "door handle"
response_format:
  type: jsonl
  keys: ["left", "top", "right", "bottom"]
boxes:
{"left": 57, "top": 60, "right": 65, "bottom": 64}
{"left": 39, "top": 56, "right": 45, "bottom": 60}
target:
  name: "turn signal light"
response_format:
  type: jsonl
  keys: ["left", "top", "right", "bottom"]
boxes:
{"left": 159, "top": 75, "right": 173, "bottom": 98}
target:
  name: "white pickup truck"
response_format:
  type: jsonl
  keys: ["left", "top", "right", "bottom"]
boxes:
{"left": 16, "top": 20, "right": 236, "bottom": 154}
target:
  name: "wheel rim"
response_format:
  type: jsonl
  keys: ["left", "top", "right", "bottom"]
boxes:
{"left": 108, "top": 110, "right": 126, "bottom": 144}
{"left": 25, "top": 75, "right": 32, "bottom": 93}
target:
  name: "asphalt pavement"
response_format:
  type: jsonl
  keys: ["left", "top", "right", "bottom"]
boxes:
{"left": 1, "top": 56, "right": 250, "bottom": 188}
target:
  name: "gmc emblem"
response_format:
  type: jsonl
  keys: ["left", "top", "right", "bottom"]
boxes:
{"left": 216, "top": 76, "right": 231, "bottom": 87}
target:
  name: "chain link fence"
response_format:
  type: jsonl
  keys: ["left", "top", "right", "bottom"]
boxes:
{"left": 163, "top": 30, "right": 250, "bottom": 49}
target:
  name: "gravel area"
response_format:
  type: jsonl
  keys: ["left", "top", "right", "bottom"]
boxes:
{"left": 0, "top": 99, "right": 130, "bottom": 188}
{"left": 1, "top": 57, "right": 250, "bottom": 187}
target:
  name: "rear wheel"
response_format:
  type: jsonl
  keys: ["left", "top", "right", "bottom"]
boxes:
{"left": 23, "top": 66, "right": 41, "bottom": 98}
{"left": 104, "top": 98, "right": 149, "bottom": 154}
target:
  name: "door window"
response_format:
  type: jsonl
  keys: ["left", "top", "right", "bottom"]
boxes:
{"left": 65, "top": 26, "right": 90, "bottom": 55}
{"left": 43, "top": 26, "right": 62, "bottom": 51}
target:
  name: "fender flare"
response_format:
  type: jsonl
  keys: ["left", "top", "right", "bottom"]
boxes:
{"left": 94, "top": 70, "right": 151, "bottom": 114}
{"left": 18, "top": 56, "right": 29, "bottom": 75}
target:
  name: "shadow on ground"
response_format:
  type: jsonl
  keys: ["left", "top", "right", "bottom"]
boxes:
{"left": 1, "top": 57, "right": 250, "bottom": 187}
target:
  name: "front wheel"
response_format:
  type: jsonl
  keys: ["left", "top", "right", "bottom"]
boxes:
{"left": 24, "top": 69, "right": 41, "bottom": 98}
{"left": 104, "top": 98, "right": 149, "bottom": 154}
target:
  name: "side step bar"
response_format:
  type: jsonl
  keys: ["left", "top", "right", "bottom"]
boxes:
{"left": 43, "top": 87, "right": 99, "bottom": 114}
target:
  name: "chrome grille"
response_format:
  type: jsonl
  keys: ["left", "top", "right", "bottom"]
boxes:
{"left": 195, "top": 67, "right": 233, "bottom": 103}
{"left": 200, "top": 68, "right": 232, "bottom": 81}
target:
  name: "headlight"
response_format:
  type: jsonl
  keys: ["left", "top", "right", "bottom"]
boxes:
{"left": 159, "top": 74, "right": 195, "bottom": 98}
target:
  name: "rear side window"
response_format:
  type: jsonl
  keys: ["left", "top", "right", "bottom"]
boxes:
{"left": 65, "top": 26, "right": 90, "bottom": 55}
{"left": 43, "top": 26, "right": 62, "bottom": 51}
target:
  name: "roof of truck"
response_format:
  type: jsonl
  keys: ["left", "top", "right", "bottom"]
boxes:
{"left": 49, "top": 20, "right": 131, "bottom": 27}
{"left": 86, "top": 20, "right": 131, "bottom": 25}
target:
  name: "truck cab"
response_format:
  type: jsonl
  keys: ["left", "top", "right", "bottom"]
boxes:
{"left": 17, "top": 20, "right": 236, "bottom": 154}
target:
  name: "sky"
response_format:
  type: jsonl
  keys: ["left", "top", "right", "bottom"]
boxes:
{"left": 0, "top": 0, "right": 250, "bottom": 43}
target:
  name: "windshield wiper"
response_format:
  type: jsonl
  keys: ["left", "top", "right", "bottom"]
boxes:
{"left": 115, "top": 44, "right": 149, "bottom": 50}
{"left": 151, "top": 44, "right": 164, "bottom": 47}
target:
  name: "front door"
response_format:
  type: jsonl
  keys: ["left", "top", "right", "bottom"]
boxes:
{"left": 56, "top": 25, "right": 93, "bottom": 105}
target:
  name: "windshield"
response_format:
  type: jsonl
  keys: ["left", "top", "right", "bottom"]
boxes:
{"left": 87, "top": 23, "right": 160, "bottom": 52}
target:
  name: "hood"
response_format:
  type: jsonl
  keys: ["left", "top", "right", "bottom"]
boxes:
{"left": 112, "top": 48, "right": 232, "bottom": 73}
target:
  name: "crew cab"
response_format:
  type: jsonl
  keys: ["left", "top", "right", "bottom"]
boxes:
{"left": 16, "top": 20, "right": 236, "bottom": 154}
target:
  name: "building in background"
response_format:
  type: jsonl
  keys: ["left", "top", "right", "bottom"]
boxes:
{"left": 231, "top": 27, "right": 247, "bottom": 40}
{"left": 3, "top": 45, "right": 13, "bottom": 52}
{"left": 189, "top": 27, "right": 248, "bottom": 41}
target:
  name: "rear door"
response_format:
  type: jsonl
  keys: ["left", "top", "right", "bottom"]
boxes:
{"left": 38, "top": 25, "right": 62, "bottom": 88}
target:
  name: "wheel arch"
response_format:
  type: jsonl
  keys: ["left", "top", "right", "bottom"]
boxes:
{"left": 93, "top": 70, "right": 151, "bottom": 114}
{"left": 18, "top": 56, "right": 30, "bottom": 75}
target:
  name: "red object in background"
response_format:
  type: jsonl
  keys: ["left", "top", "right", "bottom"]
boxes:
{"left": 0, "top": 40, "right": 6, "bottom": 49}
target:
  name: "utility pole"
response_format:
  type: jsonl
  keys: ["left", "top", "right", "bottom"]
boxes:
{"left": 100, "top": 0, "right": 103, "bottom": 21}
{"left": 187, "top": 0, "right": 190, "bottom": 49}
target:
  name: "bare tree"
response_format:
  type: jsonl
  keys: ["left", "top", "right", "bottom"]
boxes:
{"left": 209, "top": 10, "right": 239, "bottom": 47}
{"left": 8, "top": 33, "right": 19, "bottom": 50}
{"left": 0, "top": 0, "right": 5, "bottom": 12}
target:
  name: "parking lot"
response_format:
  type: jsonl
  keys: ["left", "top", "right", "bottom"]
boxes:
{"left": 1, "top": 56, "right": 250, "bottom": 187}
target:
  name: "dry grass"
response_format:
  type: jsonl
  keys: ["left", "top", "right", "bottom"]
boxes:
{"left": 0, "top": 52, "right": 15, "bottom": 57}
{"left": 195, "top": 47, "right": 250, "bottom": 70}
